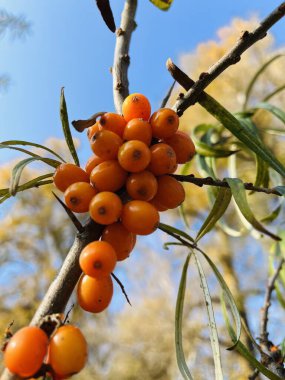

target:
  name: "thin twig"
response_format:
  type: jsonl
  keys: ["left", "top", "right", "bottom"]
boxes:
{"left": 172, "top": 174, "right": 283, "bottom": 197}
{"left": 260, "top": 258, "right": 285, "bottom": 342}
{"left": 111, "top": 272, "right": 132, "bottom": 306}
{"left": 112, "top": 0, "right": 137, "bottom": 113}
{"left": 173, "top": 2, "right": 285, "bottom": 116}
{"left": 160, "top": 80, "right": 176, "bottom": 108}
{"left": 52, "top": 192, "right": 84, "bottom": 233}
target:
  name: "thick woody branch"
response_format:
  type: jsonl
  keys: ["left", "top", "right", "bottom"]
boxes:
{"left": 112, "top": 0, "right": 137, "bottom": 113}
{"left": 172, "top": 174, "right": 284, "bottom": 197}
{"left": 173, "top": 2, "right": 285, "bottom": 116}
{"left": 0, "top": 219, "right": 103, "bottom": 380}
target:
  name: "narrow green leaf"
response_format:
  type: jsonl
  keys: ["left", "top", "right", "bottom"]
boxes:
{"left": 175, "top": 253, "right": 194, "bottom": 380}
{"left": 198, "top": 95, "right": 285, "bottom": 178}
{"left": 195, "top": 187, "right": 232, "bottom": 242}
{"left": 0, "top": 144, "right": 61, "bottom": 168}
{"left": 225, "top": 178, "right": 281, "bottom": 241}
{"left": 199, "top": 249, "right": 241, "bottom": 349}
{"left": 261, "top": 203, "right": 283, "bottom": 224}
{"left": 193, "top": 252, "right": 223, "bottom": 379}
{"left": 149, "top": 0, "right": 173, "bottom": 11}
{"left": 0, "top": 140, "right": 66, "bottom": 163}
{"left": 221, "top": 299, "right": 283, "bottom": 380}
{"left": 253, "top": 102, "right": 285, "bottom": 125}
{"left": 10, "top": 158, "right": 37, "bottom": 195}
{"left": 274, "top": 186, "right": 285, "bottom": 196}
{"left": 263, "top": 84, "right": 285, "bottom": 102}
{"left": 243, "top": 54, "right": 284, "bottom": 110}
{"left": 163, "top": 242, "right": 185, "bottom": 250}
{"left": 158, "top": 222, "right": 195, "bottom": 243}
{"left": 195, "top": 142, "right": 238, "bottom": 158}
{"left": 60, "top": 88, "right": 80, "bottom": 166}
{"left": 269, "top": 257, "right": 285, "bottom": 309}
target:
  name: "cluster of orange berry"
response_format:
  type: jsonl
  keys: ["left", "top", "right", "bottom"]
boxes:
{"left": 3, "top": 322, "right": 87, "bottom": 379}
{"left": 53, "top": 93, "right": 195, "bottom": 313}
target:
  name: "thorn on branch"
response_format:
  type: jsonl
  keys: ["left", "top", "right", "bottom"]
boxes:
{"left": 111, "top": 273, "right": 131, "bottom": 306}
{"left": 116, "top": 27, "right": 125, "bottom": 36}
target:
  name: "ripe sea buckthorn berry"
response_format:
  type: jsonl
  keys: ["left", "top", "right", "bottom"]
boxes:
{"left": 149, "top": 197, "right": 168, "bottom": 212}
{"left": 102, "top": 222, "right": 136, "bottom": 261}
{"left": 164, "top": 131, "right": 196, "bottom": 163}
{"left": 98, "top": 113, "right": 126, "bottom": 137}
{"left": 150, "top": 108, "right": 179, "bottom": 139}
{"left": 4, "top": 326, "right": 48, "bottom": 378}
{"left": 148, "top": 143, "right": 177, "bottom": 176}
{"left": 122, "top": 93, "right": 151, "bottom": 122}
{"left": 79, "top": 241, "right": 117, "bottom": 278}
{"left": 48, "top": 325, "right": 87, "bottom": 377}
{"left": 53, "top": 163, "right": 89, "bottom": 192}
{"left": 89, "top": 192, "right": 122, "bottom": 225}
{"left": 123, "top": 118, "right": 152, "bottom": 146}
{"left": 126, "top": 171, "right": 158, "bottom": 201}
{"left": 118, "top": 140, "right": 151, "bottom": 173}
{"left": 77, "top": 274, "right": 113, "bottom": 313}
{"left": 90, "top": 130, "right": 123, "bottom": 160}
{"left": 64, "top": 182, "right": 97, "bottom": 213}
{"left": 121, "top": 200, "right": 159, "bottom": 235}
{"left": 87, "top": 122, "right": 101, "bottom": 140}
{"left": 152, "top": 175, "right": 185, "bottom": 209}
{"left": 85, "top": 154, "right": 105, "bottom": 176}
{"left": 90, "top": 160, "right": 127, "bottom": 192}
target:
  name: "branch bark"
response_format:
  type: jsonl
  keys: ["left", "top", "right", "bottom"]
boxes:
{"left": 112, "top": 0, "right": 137, "bottom": 113}
{"left": 172, "top": 174, "right": 283, "bottom": 196}
{"left": 173, "top": 2, "right": 285, "bottom": 116}
{"left": 0, "top": 219, "right": 103, "bottom": 380}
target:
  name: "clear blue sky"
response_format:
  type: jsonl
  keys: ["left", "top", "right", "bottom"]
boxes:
{"left": 0, "top": 0, "right": 284, "bottom": 164}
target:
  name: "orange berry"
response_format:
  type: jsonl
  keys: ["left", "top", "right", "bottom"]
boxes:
{"left": 98, "top": 113, "right": 126, "bottom": 137}
{"left": 164, "top": 131, "right": 196, "bottom": 163}
{"left": 85, "top": 154, "right": 105, "bottom": 176}
{"left": 152, "top": 175, "right": 185, "bottom": 209}
{"left": 149, "top": 197, "right": 168, "bottom": 212}
{"left": 48, "top": 325, "right": 87, "bottom": 377}
{"left": 118, "top": 140, "right": 151, "bottom": 173}
{"left": 87, "top": 122, "right": 101, "bottom": 140}
{"left": 79, "top": 241, "right": 117, "bottom": 278}
{"left": 148, "top": 143, "right": 177, "bottom": 176}
{"left": 64, "top": 182, "right": 98, "bottom": 213}
{"left": 122, "top": 93, "right": 151, "bottom": 122}
{"left": 89, "top": 192, "right": 122, "bottom": 225}
{"left": 90, "top": 130, "right": 123, "bottom": 160}
{"left": 90, "top": 160, "right": 127, "bottom": 192}
{"left": 126, "top": 171, "right": 157, "bottom": 201}
{"left": 4, "top": 326, "right": 48, "bottom": 378}
{"left": 102, "top": 222, "right": 136, "bottom": 261}
{"left": 77, "top": 274, "right": 113, "bottom": 313}
{"left": 123, "top": 118, "right": 152, "bottom": 145}
{"left": 121, "top": 200, "right": 159, "bottom": 235}
{"left": 53, "top": 163, "right": 89, "bottom": 192}
{"left": 150, "top": 108, "right": 179, "bottom": 139}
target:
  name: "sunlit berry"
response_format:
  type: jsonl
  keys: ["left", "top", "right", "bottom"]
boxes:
{"left": 79, "top": 241, "right": 117, "bottom": 278}
{"left": 53, "top": 163, "right": 89, "bottom": 192}
{"left": 121, "top": 200, "right": 159, "bottom": 235}
{"left": 123, "top": 118, "right": 152, "bottom": 146}
{"left": 48, "top": 325, "right": 87, "bottom": 377}
{"left": 122, "top": 93, "right": 151, "bottom": 122}
{"left": 90, "top": 130, "right": 122, "bottom": 160}
{"left": 90, "top": 160, "right": 127, "bottom": 192}
{"left": 98, "top": 113, "right": 126, "bottom": 137}
{"left": 150, "top": 108, "right": 179, "bottom": 139}
{"left": 64, "top": 182, "right": 98, "bottom": 213}
{"left": 118, "top": 140, "right": 151, "bottom": 173}
{"left": 148, "top": 143, "right": 177, "bottom": 176}
{"left": 85, "top": 154, "right": 105, "bottom": 176}
{"left": 89, "top": 192, "right": 122, "bottom": 225}
{"left": 152, "top": 175, "right": 185, "bottom": 209}
{"left": 4, "top": 326, "right": 48, "bottom": 378}
{"left": 77, "top": 274, "right": 113, "bottom": 313}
